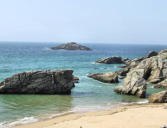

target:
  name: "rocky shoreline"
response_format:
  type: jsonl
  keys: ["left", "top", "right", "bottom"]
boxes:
{"left": 89, "top": 49, "right": 167, "bottom": 103}
{"left": 0, "top": 48, "right": 167, "bottom": 103}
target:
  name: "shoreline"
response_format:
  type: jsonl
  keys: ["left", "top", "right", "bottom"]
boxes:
{"left": 7, "top": 102, "right": 124, "bottom": 127}
{"left": 12, "top": 103, "right": 167, "bottom": 128}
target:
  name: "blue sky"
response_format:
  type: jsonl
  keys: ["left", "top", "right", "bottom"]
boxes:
{"left": 0, "top": 0, "right": 167, "bottom": 44}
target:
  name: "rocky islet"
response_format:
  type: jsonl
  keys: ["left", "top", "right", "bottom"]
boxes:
{"left": 51, "top": 42, "right": 92, "bottom": 51}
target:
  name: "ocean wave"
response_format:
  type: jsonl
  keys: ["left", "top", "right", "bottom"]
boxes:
{"left": 0, "top": 122, "right": 7, "bottom": 128}
{"left": 43, "top": 47, "right": 52, "bottom": 51}
{"left": 91, "top": 62, "right": 97, "bottom": 65}
{"left": 121, "top": 99, "right": 149, "bottom": 105}
{"left": 47, "top": 111, "right": 74, "bottom": 119}
{"left": 136, "top": 100, "right": 149, "bottom": 104}
{"left": 2, "top": 101, "right": 149, "bottom": 127}
{"left": 72, "top": 104, "right": 121, "bottom": 113}
{"left": 5, "top": 117, "right": 38, "bottom": 128}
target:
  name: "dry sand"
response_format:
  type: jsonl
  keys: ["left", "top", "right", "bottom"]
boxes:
{"left": 13, "top": 103, "right": 167, "bottom": 128}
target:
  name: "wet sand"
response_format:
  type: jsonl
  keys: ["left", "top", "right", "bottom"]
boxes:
{"left": 13, "top": 103, "right": 167, "bottom": 128}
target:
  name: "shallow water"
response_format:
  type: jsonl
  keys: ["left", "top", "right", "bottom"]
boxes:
{"left": 0, "top": 42, "right": 166, "bottom": 126}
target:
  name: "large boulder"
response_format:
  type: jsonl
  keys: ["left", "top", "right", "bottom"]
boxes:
{"left": 149, "top": 90, "right": 167, "bottom": 103}
{"left": 0, "top": 70, "right": 75, "bottom": 94}
{"left": 114, "top": 69, "right": 147, "bottom": 98}
{"left": 96, "top": 56, "right": 124, "bottom": 64}
{"left": 88, "top": 72, "right": 119, "bottom": 83}
{"left": 146, "top": 51, "right": 158, "bottom": 58}
{"left": 51, "top": 42, "right": 92, "bottom": 51}
{"left": 142, "top": 52, "right": 167, "bottom": 84}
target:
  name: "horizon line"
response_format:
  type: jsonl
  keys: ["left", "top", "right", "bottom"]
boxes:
{"left": 0, "top": 41, "right": 166, "bottom": 45}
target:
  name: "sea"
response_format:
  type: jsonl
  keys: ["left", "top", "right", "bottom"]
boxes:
{"left": 0, "top": 42, "right": 166, "bottom": 127}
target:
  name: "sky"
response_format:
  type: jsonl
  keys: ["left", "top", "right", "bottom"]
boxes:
{"left": 0, "top": 0, "right": 167, "bottom": 44}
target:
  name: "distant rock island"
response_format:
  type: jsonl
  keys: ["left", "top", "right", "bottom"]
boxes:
{"left": 51, "top": 42, "right": 92, "bottom": 51}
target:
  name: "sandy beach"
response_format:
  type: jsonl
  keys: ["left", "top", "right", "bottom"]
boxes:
{"left": 13, "top": 103, "right": 167, "bottom": 128}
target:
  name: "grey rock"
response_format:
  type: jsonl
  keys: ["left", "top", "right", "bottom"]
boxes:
{"left": 114, "top": 69, "right": 147, "bottom": 98}
{"left": 159, "top": 49, "right": 167, "bottom": 54}
{"left": 51, "top": 42, "right": 92, "bottom": 51}
{"left": 124, "top": 51, "right": 158, "bottom": 69}
{"left": 114, "top": 49, "right": 167, "bottom": 98}
{"left": 146, "top": 51, "right": 158, "bottom": 58}
{"left": 0, "top": 70, "right": 75, "bottom": 94}
{"left": 88, "top": 72, "right": 119, "bottom": 83}
{"left": 96, "top": 56, "right": 124, "bottom": 64}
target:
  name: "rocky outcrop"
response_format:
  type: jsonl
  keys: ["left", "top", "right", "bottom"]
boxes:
{"left": 114, "top": 49, "right": 167, "bottom": 98}
{"left": 149, "top": 90, "right": 167, "bottom": 103}
{"left": 159, "top": 49, "right": 167, "bottom": 54}
{"left": 146, "top": 51, "right": 158, "bottom": 58}
{"left": 154, "top": 79, "right": 167, "bottom": 89}
{"left": 124, "top": 51, "right": 158, "bottom": 69}
{"left": 88, "top": 49, "right": 167, "bottom": 99}
{"left": 51, "top": 42, "right": 92, "bottom": 51}
{"left": 96, "top": 56, "right": 124, "bottom": 64}
{"left": 116, "top": 67, "right": 130, "bottom": 77}
{"left": 88, "top": 72, "right": 119, "bottom": 83}
{"left": 137, "top": 51, "right": 167, "bottom": 84}
{"left": 0, "top": 70, "right": 75, "bottom": 94}
{"left": 114, "top": 69, "right": 147, "bottom": 98}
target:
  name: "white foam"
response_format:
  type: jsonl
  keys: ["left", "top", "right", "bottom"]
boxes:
{"left": 7, "top": 117, "right": 38, "bottom": 127}
{"left": 2, "top": 101, "right": 148, "bottom": 127}
{"left": 91, "top": 62, "right": 96, "bottom": 64}
{"left": 136, "top": 100, "right": 149, "bottom": 104}
{"left": 72, "top": 104, "right": 120, "bottom": 113}
{"left": 48, "top": 111, "right": 74, "bottom": 119}
{"left": 120, "top": 100, "right": 149, "bottom": 105}
{"left": 0, "top": 122, "right": 7, "bottom": 128}
{"left": 43, "top": 47, "right": 51, "bottom": 51}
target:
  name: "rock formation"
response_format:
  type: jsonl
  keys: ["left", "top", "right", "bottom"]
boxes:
{"left": 149, "top": 90, "right": 167, "bottom": 103}
{"left": 114, "top": 49, "right": 167, "bottom": 98}
{"left": 146, "top": 51, "right": 158, "bottom": 58}
{"left": 96, "top": 56, "right": 124, "bottom": 64}
{"left": 88, "top": 49, "right": 167, "bottom": 100}
{"left": 0, "top": 70, "right": 75, "bottom": 94}
{"left": 88, "top": 72, "right": 119, "bottom": 83}
{"left": 154, "top": 79, "right": 167, "bottom": 89}
{"left": 114, "top": 69, "right": 147, "bottom": 98}
{"left": 116, "top": 67, "right": 130, "bottom": 78}
{"left": 123, "top": 51, "right": 158, "bottom": 69}
{"left": 51, "top": 42, "right": 92, "bottom": 51}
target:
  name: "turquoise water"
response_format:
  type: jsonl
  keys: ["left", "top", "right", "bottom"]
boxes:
{"left": 0, "top": 42, "right": 166, "bottom": 127}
